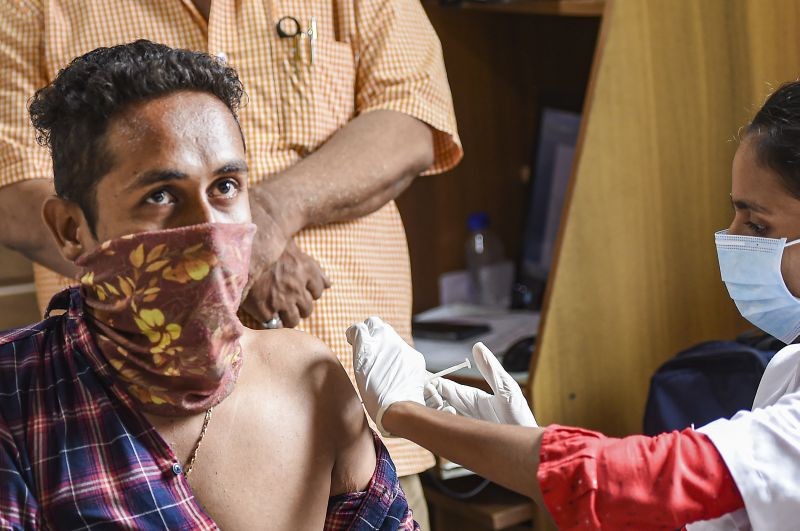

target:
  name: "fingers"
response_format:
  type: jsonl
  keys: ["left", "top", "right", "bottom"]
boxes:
{"left": 305, "top": 258, "right": 330, "bottom": 300}
{"left": 424, "top": 382, "right": 445, "bottom": 409}
{"left": 260, "top": 283, "right": 317, "bottom": 328}
{"left": 296, "top": 291, "right": 314, "bottom": 319}
{"left": 364, "top": 316, "right": 386, "bottom": 334}
{"left": 278, "top": 306, "right": 300, "bottom": 328}
{"left": 424, "top": 382, "right": 456, "bottom": 415}
{"left": 472, "top": 342, "right": 513, "bottom": 395}
{"left": 347, "top": 317, "right": 386, "bottom": 344}
{"left": 346, "top": 317, "right": 392, "bottom": 345}
{"left": 240, "top": 282, "right": 274, "bottom": 324}
{"left": 426, "top": 394, "right": 456, "bottom": 415}
{"left": 307, "top": 275, "right": 326, "bottom": 300}
{"left": 425, "top": 394, "right": 444, "bottom": 409}
{"left": 251, "top": 242, "right": 327, "bottom": 327}
{"left": 273, "top": 288, "right": 315, "bottom": 326}
{"left": 432, "top": 376, "right": 473, "bottom": 408}
{"left": 432, "top": 376, "right": 491, "bottom": 418}
{"left": 348, "top": 322, "right": 373, "bottom": 373}
{"left": 347, "top": 322, "right": 375, "bottom": 375}
{"left": 346, "top": 322, "right": 368, "bottom": 346}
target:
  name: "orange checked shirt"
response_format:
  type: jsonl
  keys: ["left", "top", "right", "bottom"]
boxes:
{"left": 0, "top": 0, "right": 461, "bottom": 475}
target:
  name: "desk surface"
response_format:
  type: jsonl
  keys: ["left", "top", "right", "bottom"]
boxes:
{"left": 422, "top": 475, "right": 536, "bottom": 530}
{"left": 413, "top": 305, "right": 538, "bottom": 386}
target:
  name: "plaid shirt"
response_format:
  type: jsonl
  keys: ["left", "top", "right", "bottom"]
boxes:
{"left": 325, "top": 440, "right": 418, "bottom": 531}
{"left": 0, "top": 289, "right": 416, "bottom": 530}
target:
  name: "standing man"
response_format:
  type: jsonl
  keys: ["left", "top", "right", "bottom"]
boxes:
{"left": 0, "top": 1, "right": 462, "bottom": 525}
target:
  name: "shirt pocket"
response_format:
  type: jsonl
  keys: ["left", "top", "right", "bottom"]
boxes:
{"left": 274, "top": 37, "right": 356, "bottom": 152}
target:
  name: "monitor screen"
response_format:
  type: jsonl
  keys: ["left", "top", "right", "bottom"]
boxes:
{"left": 516, "top": 107, "right": 581, "bottom": 308}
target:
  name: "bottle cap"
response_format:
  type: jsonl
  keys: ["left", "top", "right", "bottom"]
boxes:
{"left": 467, "top": 211, "right": 490, "bottom": 231}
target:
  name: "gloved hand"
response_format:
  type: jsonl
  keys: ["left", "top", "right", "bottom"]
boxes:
{"left": 428, "top": 342, "right": 538, "bottom": 427}
{"left": 346, "top": 316, "right": 429, "bottom": 437}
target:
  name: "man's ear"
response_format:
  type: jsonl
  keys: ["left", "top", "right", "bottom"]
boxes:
{"left": 42, "top": 197, "right": 93, "bottom": 262}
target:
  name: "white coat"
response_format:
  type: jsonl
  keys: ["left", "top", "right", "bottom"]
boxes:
{"left": 689, "top": 344, "right": 800, "bottom": 530}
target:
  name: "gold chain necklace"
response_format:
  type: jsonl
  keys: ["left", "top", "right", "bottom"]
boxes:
{"left": 183, "top": 407, "right": 213, "bottom": 478}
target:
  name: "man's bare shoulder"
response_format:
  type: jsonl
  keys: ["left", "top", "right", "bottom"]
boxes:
{"left": 240, "top": 328, "right": 342, "bottom": 382}
{"left": 239, "top": 328, "right": 376, "bottom": 493}
{"left": 238, "top": 328, "right": 364, "bottom": 425}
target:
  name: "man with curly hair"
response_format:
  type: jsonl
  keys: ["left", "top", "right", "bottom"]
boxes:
{"left": 0, "top": 5, "right": 462, "bottom": 521}
{"left": 0, "top": 40, "right": 417, "bottom": 530}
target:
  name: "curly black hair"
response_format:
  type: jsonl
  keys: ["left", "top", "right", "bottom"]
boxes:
{"left": 747, "top": 81, "right": 800, "bottom": 199}
{"left": 29, "top": 39, "right": 245, "bottom": 233}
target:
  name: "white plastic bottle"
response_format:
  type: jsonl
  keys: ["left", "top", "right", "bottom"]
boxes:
{"left": 465, "top": 212, "right": 505, "bottom": 306}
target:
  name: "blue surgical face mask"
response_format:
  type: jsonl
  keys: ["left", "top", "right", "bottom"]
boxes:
{"left": 715, "top": 229, "right": 800, "bottom": 344}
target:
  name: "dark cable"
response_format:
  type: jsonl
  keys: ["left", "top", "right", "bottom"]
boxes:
{"left": 424, "top": 470, "right": 491, "bottom": 499}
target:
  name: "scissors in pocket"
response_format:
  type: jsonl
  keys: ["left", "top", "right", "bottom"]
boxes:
{"left": 276, "top": 15, "right": 317, "bottom": 66}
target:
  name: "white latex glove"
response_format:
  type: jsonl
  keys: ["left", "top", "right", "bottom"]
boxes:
{"left": 346, "top": 316, "right": 429, "bottom": 437}
{"left": 429, "top": 342, "right": 538, "bottom": 427}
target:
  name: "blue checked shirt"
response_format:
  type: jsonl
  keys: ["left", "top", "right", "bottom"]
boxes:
{"left": 0, "top": 289, "right": 416, "bottom": 530}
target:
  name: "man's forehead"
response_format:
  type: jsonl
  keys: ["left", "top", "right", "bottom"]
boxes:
{"left": 99, "top": 92, "right": 246, "bottom": 189}
{"left": 108, "top": 91, "right": 236, "bottom": 140}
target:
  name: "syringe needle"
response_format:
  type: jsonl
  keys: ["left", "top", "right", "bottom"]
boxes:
{"left": 428, "top": 358, "right": 471, "bottom": 381}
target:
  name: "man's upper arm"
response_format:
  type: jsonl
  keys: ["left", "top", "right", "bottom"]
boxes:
{"left": 308, "top": 337, "right": 376, "bottom": 494}
{"left": 0, "top": 428, "right": 41, "bottom": 529}
{"left": 0, "top": 401, "right": 40, "bottom": 529}
{"left": 0, "top": 1, "right": 51, "bottom": 188}
{"left": 0, "top": 5, "right": 77, "bottom": 274}
{"left": 353, "top": 0, "right": 463, "bottom": 175}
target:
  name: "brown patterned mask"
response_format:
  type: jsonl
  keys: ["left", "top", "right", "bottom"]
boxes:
{"left": 77, "top": 223, "right": 257, "bottom": 416}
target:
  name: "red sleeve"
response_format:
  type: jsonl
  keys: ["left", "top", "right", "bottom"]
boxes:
{"left": 537, "top": 425, "right": 744, "bottom": 530}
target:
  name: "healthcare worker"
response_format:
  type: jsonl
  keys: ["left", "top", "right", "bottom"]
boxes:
{"left": 347, "top": 80, "right": 800, "bottom": 531}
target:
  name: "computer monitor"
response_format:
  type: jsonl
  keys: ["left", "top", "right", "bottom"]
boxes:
{"left": 514, "top": 107, "right": 581, "bottom": 309}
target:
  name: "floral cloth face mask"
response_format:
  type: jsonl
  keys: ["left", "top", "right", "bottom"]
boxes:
{"left": 77, "top": 222, "right": 257, "bottom": 416}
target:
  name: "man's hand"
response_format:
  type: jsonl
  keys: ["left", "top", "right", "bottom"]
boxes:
{"left": 242, "top": 238, "right": 330, "bottom": 328}
{"left": 346, "top": 316, "right": 429, "bottom": 436}
{"left": 243, "top": 183, "right": 330, "bottom": 327}
{"left": 241, "top": 111, "right": 436, "bottom": 327}
{"left": 428, "top": 343, "right": 538, "bottom": 427}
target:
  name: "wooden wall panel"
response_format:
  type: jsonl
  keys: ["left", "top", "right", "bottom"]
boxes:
{"left": 398, "top": 7, "right": 599, "bottom": 312}
{"left": 0, "top": 246, "right": 34, "bottom": 282}
{"left": 532, "top": 0, "right": 800, "bottom": 436}
{"left": 0, "top": 247, "right": 40, "bottom": 329}
{"left": 0, "top": 292, "right": 40, "bottom": 330}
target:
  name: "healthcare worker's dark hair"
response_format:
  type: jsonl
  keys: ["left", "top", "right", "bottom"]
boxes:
{"left": 747, "top": 81, "right": 800, "bottom": 198}
{"left": 29, "top": 39, "right": 245, "bottom": 234}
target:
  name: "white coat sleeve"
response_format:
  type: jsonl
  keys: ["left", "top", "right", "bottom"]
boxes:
{"left": 696, "top": 389, "right": 800, "bottom": 531}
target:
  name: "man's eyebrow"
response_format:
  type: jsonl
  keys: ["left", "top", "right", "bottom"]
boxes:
{"left": 730, "top": 195, "right": 771, "bottom": 214}
{"left": 214, "top": 161, "right": 248, "bottom": 175}
{"left": 124, "top": 161, "right": 248, "bottom": 193}
{"left": 124, "top": 169, "right": 188, "bottom": 192}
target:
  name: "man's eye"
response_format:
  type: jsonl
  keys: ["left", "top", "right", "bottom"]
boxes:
{"left": 214, "top": 179, "right": 239, "bottom": 198}
{"left": 145, "top": 190, "right": 174, "bottom": 205}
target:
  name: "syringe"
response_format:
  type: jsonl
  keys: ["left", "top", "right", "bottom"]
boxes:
{"left": 428, "top": 358, "right": 471, "bottom": 381}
